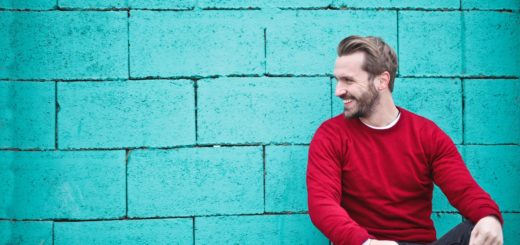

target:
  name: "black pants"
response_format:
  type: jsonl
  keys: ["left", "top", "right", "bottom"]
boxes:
{"left": 399, "top": 220, "right": 475, "bottom": 245}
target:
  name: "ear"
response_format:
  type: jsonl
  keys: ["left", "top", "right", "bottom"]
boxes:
{"left": 376, "top": 71, "right": 391, "bottom": 90}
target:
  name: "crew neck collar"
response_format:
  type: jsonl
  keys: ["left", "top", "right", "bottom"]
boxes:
{"left": 360, "top": 109, "right": 401, "bottom": 130}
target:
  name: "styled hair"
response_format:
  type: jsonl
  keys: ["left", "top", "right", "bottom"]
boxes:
{"left": 337, "top": 35, "right": 398, "bottom": 92}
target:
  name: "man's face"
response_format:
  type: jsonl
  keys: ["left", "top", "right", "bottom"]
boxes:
{"left": 333, "top": 52, "right": 379, "bottom": 119}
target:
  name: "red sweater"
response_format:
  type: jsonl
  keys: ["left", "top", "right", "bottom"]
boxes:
{"left": 306, "top": 107, "right": 502, "bottom": 245}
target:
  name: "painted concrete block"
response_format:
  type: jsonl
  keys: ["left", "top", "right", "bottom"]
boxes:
{"left": 0, "top": 151, "right": 125, "bottom": 219}
{"left": 339, "top": 78, "right": 462, "bottom": 143}
{"left": 59, "top": 0, "right": 127, "bottom": 8}
{"left": 431, "top": 213, "right": 462, "bottom": 239}
{"left": 198, "top": 77, "right": 330, "bottom": 144}
{"left": 462, "top": 0, "right": 520, "bottom": 10}
{"left": 399, "top": 11, "right": 461, "bottom": 76}
{"left": 196, "top": 214, "right": 328, "bottom": 244}
{"left": 0, "top": 12, "right": 127, "bottom": 79}
{"left": 463, "top": 12, "right": 520, "bottom": 76}
{"left": 0, "top": 82, "right": 55, "bottom": 149}
{"left": 130, "top": 11, "right": 264, "bottom": 77}
{"left": 129, "top": 0, "right": 195, "bottom": 9}
{"left": 0, "top": 0, "right": 55, "bottom": 9}
{"left": 128, "top": 147, "right": 263, "bottom": 217}
{"left": 504, "top": 213, "right": 520, "bottom": 243}
{"left": 332, "top": 0, "right": 459, "bottom": 9}
{"left": 463, "top": 146, "right": 520, "bottom": 211}
{"left": 55, "top": 219, "right": 193, "bottom": 244}
{"left": 58, "top": 80, "right": 195, "bottom": 149}
{"left": 0, "top": 221, "right": 52, "bottom": 245}
{"left": 267, "top": 10, "right": 397, "bottom": 75}
{"left": 265, "top": 146, "right": 309, "bottom": 212}
{"left": 464, "top": 79, "right": 519, "bottom": 144}
{"left": 433, "top": 185, "right": 457, "bottom": 212}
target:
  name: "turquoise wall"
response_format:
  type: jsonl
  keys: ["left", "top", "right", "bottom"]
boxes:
{"left": 1, "top": 0, "right": 519, "bottom": 244}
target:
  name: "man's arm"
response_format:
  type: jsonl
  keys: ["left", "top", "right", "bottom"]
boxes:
{"left": 427, "top": 124, "right": 503, "bottom": 244}
{"left": 306, "top": 124, "right": 374, "bottom": 245}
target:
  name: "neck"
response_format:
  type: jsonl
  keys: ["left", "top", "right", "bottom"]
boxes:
{"left": 359, "top": 92, "right": 399, "bottom": 127}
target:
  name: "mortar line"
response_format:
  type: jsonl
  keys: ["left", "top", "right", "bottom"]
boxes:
{"left": 55, "top": 82, "right": 59, "bottom": 150}
{"left": 5, "top": 211, "right": 313, "bottom": 222}
{"left": 461, "top": 79, "right": 465, "bottom": 145}
{"left": 192, "top": 217, "right": 195, "bottom": 245}
{"left": 2, "top": 142, "right": 518, "bottom": 152}
{"left": 330, "top": 77, "right": 333, "bottom": 118}
{"left": 194, "top": 81, "right": 199, "bottom": 143}
{"left": 125, "top": 149, "right": 130, "bottom": 217}
{"left": 262, "top": 145, "right": 266, "bottom": 213}
{"left": 396, "top": 10, "right": 400, "bottom": 77}
{"left": 0, "top": 8, "right": 515, "bottom": 12}
{"left": 1, "top": 75, "right": 518, "bottom": 82}
{"left": 127, "top": 10, "right": 131, "bottom": 79}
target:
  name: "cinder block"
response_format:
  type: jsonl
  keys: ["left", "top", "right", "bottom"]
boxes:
{"left": 0, "top": 221, "right": 52, "bottom": 245}
{"left": 0, "top": 12, "right": 127, "bottom": 79}
{"left": 55, "top": 219, "right": 193, "bottom": 244}
{"left": 0, "top": 0, "right": 55, "bottom": 9}
{"left": 399, "top": 11, "right": 461, "bottom": 76}
{"left": 464, "top": 79, "right": 519, "bottom": 144}
{"left": 195, "top": 214, "right": 328, "bottom": 244}
{"left": 59, "top": 0, "right": 127, "bottom": 8}
{"left": 129, "top": 11, "right": 264, "bottom": 77}
{"left": 462, "top": 0, "right": 520, "bottom": 10}
{"left": 431, "top": 213, "right": 462, "bottom": 239}
{"left": 332, "top": 0, "right": 459, "bottom": 9}
{"left": 197, "top": 0, "right": 332, "bottom": 9}
{"left": 0, "top": 82, "right": 55, "bottom": 149}
{"left": 0, "top": 151, "right": 125, "bottom": 219}
{"left": 463, "top": 12, "right": 520, "bottom": 76}
{"left": 58, "top": 80, "right": 195, "bottom": 149}
{"left": 366, "top": 78, "right": 462, "bottom": 143}
{"left": 265, "top": 146, "right": 309, "bottom": 212}
{"left": 504, "top": 213, "right": 520, "bottom": 243}
{"left": 267, "top": 10, "right": 397, "bottom": 75}
{"left": 433, "top": 186, "right": 457, "bottom": 212}
{"left": 197, "top": 77, "right": 330, "bottom": 144}
{"left": 129, "top": 0, "right": 195, "bottom": 9}
{"left": 128, "top": 147, "right": 263, "bottom": 217}
{"left": 463, "top": 146, "right": 520, "bottom": 211}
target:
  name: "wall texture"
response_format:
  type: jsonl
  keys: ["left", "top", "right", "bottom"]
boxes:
{"left": 0, "top": 0, "right": 519, "bottom": 244}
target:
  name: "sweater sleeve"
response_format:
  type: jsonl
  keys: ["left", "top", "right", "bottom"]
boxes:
{"left": 428, "top": 123, "right": 503, "bottom": 225}
{"left": 306, "top": 124, "right": 373, "bottom": 245}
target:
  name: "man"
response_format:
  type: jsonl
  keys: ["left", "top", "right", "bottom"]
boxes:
{"left": 306, "top": 36, "right": 503, "bottom": 245}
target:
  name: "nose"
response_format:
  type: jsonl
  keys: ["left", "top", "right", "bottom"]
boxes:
{"left": 335, "top": 82, "right": 347, "bottom": 98}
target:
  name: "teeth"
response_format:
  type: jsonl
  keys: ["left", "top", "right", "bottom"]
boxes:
{"left": 344, "top": 99, "right": 353, "bottom": 103}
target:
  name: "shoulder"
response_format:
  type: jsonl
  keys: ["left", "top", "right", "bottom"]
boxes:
{"left": 399, "top": 107, "right": 441, "bottom": 132}
{"left": 314, "top": 114, "right": 357, "bottom": 137}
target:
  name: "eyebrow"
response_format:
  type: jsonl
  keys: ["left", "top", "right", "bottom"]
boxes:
{"left": 334, "top": 75, "right": 356, "bottom": 81}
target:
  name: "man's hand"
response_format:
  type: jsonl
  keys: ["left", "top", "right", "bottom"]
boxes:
{"left": 469, "top": 216, "right": 503, "bottom": 245}
{"left": 370, "top": 240, "right": 399, "bottom": 245}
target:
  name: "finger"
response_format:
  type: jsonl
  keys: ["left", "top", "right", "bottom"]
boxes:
{"left": 469, "top": 229, "right": 478, "bottom": 245}
{"left": 479, "top": 233, "right": 491, "bottom": 245}
{"left": 472, "top": 232, "right": 485, "bottom": 245}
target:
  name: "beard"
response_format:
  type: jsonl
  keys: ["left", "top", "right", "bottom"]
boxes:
{"left": 343, "top": 82, "right": 379, "bottom": 119}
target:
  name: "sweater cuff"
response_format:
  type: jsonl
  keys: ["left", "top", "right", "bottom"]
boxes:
{"left": 351, "top": 232, "right": 373, "bottom": 245}
{"left": 471, "top": 207, "right": 504, "bottom": 225}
